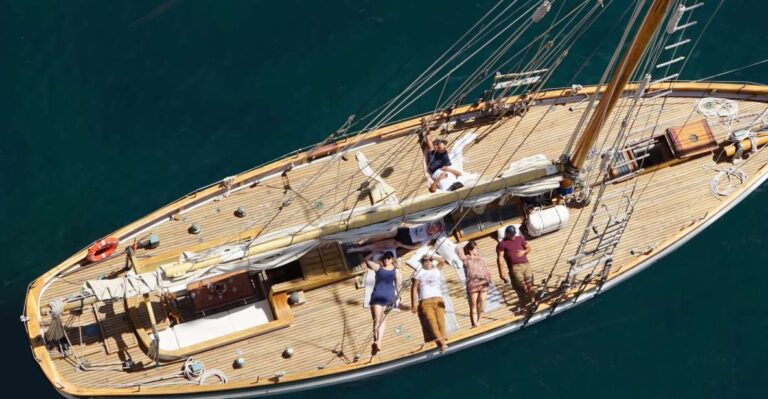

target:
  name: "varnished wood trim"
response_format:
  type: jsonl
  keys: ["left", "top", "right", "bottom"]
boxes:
{"left": 270, "top": 270, "right": 364, "bottom": 295}
{"left": 126, "top": 293, "right": 293, "bottom": 361}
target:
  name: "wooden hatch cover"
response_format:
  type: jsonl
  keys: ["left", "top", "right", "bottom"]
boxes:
{"left": 187, "top": 270, "right": 256, "bottom": 312}
{"left": 665, "top": 119, "right": 718, "bottom": 158}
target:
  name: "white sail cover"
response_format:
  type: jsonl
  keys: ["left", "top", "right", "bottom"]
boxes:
{"left": 84, "top": 154, "right": 559, "bottom": 301}
{"left": 404, "top": 203, "right": 458, "bottom": 224}
{"left": 505, "top": 174, "right": 562, "bottom": 196}
{"left": 501, "top": 153, "right": 557, "bottom": 177}
{"left": 459, "top": 159, "right": 560, "bottom": 209}
{"left": 209, "top": 239, "right": 320, "bottom": 273}
{"left": 249, "top": 224, "right": 315, "bottom": 246}
{"left": 459, "top": 189, "right": 507, "bottom": 209}
{"left": 180, "top": 243, "right": 247, "bottom": 264}
{"left": 323, "top": 219, "right": 401, "bottom": 243}
{"left": 85, "top": 239, "right": 320, "bottom": 301}
{"left": 84, "top": 270, "right": 167, "bottom": 301}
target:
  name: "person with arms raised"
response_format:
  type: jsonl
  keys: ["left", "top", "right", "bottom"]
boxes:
{"left": 411, "top": 254, "right": 449, "bottom": 352}
{"left": 456, "top": 240, "right": 492, "bottom": 327}
{"left": 364, "top": 251, "right": 402, "bottom": 355}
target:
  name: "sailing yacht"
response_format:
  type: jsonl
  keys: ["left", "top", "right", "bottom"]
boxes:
{"left": 22, "top": 1, "right": 768, "bottom": 398}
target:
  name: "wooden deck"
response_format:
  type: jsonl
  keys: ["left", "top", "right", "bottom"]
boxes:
{"left": 24, "top": 82, "right": 768, "bottom": 397}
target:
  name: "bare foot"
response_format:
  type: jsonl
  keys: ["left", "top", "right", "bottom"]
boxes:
{"left": 371, "top": 343, "right": 381, "bottom": 356}
{"left": 439, "top": 343, "right": 448, "bottom": 353}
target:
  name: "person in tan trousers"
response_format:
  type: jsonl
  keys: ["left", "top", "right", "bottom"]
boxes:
{"left": 411, "top": 254, "right": 448, "bottom": 352}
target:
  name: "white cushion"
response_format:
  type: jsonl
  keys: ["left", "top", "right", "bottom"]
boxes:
{"left": 158, "top": 299, "right": 274, "bottom": 351}
{"left": 406, "top": 245, "right": 431, "bottom": 270}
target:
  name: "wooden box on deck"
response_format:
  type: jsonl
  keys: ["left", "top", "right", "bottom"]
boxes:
{"left": 665, "top": 119, "right": 717, "bottom": 158}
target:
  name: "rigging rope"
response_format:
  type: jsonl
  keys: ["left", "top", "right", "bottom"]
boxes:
{"left": 560, "top": 0, "right": 645, "bottom": 161}
{"left": 534, "top": 0, "right": 695, "bottom": 315}
{"left": 240, "top": 0, "right": 543, "bottom": 248}
{"left": 255, "top": 0, "right": 591, "bottom": 245}
{"left": 442, "top": 0, "right": 598, "bottom": 111}
{"left": 710, "top": 166, "right": 748, "bottom": 197}
{"left": 188, "top": 0, "right": 602, "bottom": 261}
{"left": 690, "top": 58, "right": 768, "bottom": 83}
{"left": 149, "top": 0, "right": 612, "bottom": 291}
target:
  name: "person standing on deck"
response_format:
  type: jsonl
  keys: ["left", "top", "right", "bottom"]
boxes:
{"left": 411, "top": 254, "right": 449, "bottom": 352}
{"left": 364, "top": 251, "right": 403, "bottom": 355}
{"left": 496, "top": 226, "right": 535, "bottom": 307}
{"left": 456, "top": 240, "right": 492, "bottom": 327}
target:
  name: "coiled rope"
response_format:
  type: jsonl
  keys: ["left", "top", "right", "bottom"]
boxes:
{"left": 696, "top": 97, "right": 738, "bottom": 119}
{"left": 115, "top": 357, "right": 227, "bottom": 388}
{"left": 710, "top": 166, "right": 748, "bottom": 197}
{"left": 183, "top": 357, "right": 228, "bottom": 385}
{"left": 44, "top": 298, "right": 66, "bottom": 342}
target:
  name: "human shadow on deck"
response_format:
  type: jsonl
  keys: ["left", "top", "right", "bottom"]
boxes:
{"left": 100, "top": 301, "right": 149, "bottom": 372}
{"left": 327, "top": 286, "right": 357, "bottom": 366}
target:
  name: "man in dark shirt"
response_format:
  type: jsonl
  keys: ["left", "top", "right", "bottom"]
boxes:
{"left": 423, "top": 131, "right": 462, "bottom": 192}
{"left": 496, "top": 225, "right": 535, "bottom": 307}
{"left": 426, "top": 141, "right": 451, "bottom": 174}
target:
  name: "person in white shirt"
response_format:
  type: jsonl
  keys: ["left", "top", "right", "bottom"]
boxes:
{"left": 411, "top": 254, "right": 448, "bottom": 352}
{"left": 430, "top": 168, "right": 463, "bottom": 192}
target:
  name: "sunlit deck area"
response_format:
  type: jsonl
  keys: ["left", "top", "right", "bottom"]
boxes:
{"left": 26, "top": 83, "right": 768, "bottom": 396}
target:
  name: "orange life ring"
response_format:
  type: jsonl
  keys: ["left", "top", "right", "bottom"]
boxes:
{"left": 86, "top": 237, "right": 120, "bottom": 263}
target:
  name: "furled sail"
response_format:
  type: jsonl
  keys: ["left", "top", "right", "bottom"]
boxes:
{"left": 82, "top": 155, "right": 561, "bottom": 301}
{"left": 84, "top": 240, "right": 320, "bottom": 301}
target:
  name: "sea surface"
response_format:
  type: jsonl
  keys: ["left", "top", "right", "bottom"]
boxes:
{"left": 2, "top": 1, "right": 767, "bottom": 398}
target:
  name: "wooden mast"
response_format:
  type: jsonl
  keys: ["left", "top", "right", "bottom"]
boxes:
{"left": 569, "top": 0, "right": 674, "bottom": 170}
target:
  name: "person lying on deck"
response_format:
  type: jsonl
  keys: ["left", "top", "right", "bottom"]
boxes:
{"left": 347, "top": 237, "right": 422, "bottom": 255}
{"left": 347, "top": 221, "right": 445, "bottom": 254}
{"left": 423, "top": 131, "right": 464, "bottom": 193}
{"left": 411, "top": 254, "right": 449, "bottom": 352}
{"left": 364, "top": 251, "right": 403, "bottom": 356}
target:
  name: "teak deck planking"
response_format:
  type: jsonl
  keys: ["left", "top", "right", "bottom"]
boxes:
{"left": 24, "top": 83, "right": 768, "bottom": 397}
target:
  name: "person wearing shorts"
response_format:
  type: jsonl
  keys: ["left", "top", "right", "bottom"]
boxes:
{"left": 496, "top": 226, "right": 534, "bottom": 306}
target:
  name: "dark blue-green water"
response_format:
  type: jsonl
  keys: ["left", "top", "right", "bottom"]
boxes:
{"left": 2, "top": 1, "right": 767, "bottom": 398}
